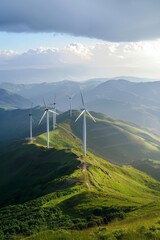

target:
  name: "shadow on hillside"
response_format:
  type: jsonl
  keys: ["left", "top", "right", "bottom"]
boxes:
{"left": 0, "top": 143, "right": 80, "bottom": 207}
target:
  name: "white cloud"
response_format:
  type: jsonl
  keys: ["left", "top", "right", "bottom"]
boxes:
{"left": 0, "top": 50, "right": 17, "bottom": 57}
{"left": 0, "top": 40, "right": 160, "bottom": 82}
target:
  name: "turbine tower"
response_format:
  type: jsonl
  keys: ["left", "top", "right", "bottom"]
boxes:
{"left": 50, "top": 95, "right": 57, "bottom": 130}
{"left": 68, "top": 95, "right": 73, "bottom": 117}
{"left": 26, "top": 104, "right": 35, "bottom": 141}
{"left": 29, "top": 108, "right": 33, "bottom": 140}
{"left": 39, "top": 100, "right": 56, "bottom": 148}
{"left": 75, "top": 92, "right": 96, "bottom": 156}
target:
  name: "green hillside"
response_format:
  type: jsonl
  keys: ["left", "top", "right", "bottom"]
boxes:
{"left": 1, "top": 108, "right": 160, "bottom": 179}
{"left": 0, "top": 122, "right": 160, "bottom": 239}
{"left": 57, "top": 111, "right": 160, "bottom": 180}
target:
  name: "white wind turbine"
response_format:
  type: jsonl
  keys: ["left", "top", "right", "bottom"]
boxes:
{"left": 50, "top": 95, "right": 58, "bottom": 130}
{"left": 67, "top": 95, "right": 73, "bottom": 117}
{"left": 39, "top": 99, "right": 57, "bottom": 148}
{"left": 26, "top": 104, "right": 35, "bottom": 141}
{"left": 75, "top": 92, "right": 96, "bottom": 156}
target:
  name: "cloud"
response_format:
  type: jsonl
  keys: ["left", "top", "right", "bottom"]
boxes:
{"left": 0, "top": 44, "right": 91, "bottom": 70}
{"left": 0, "top": 0, "right": 160, "bottom": 41}
{"left": 0, "top": 41, "right": 160, "bottom": 83}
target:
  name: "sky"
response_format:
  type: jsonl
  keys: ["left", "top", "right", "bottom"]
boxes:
{"left": 0, "top": 0, "right": 160, "bottom": 83}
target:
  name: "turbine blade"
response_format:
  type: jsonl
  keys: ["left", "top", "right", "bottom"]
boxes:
{"left": 86, "top": 110, "right": 96, "bottom": 122}
{"left": 80, "top": 91, "right": 86, "bottom": 109}
{"left": 75, "top": 110, "right": 85, "bottom": 122}
{"left": 39, "top": 111, "right": 46, "bottom": 125}
{"left": 48, "top": 109, "right": 59, "bottom": 115}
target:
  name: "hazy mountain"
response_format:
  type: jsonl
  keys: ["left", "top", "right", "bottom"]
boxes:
{"left": 2, "top": 79, "right": 160, "bottom": 134}
{"left": 2, "top": 78, "right": 160, "bottom": 107}
{"left": 84, "top": 79, "right": 160, "bottom": 106}
{"left": 86, "top": 99, "right": 160, "bottom": 134}
{"left": 0, "top": 107, "right": 43, "bottom": 148}
{"left": 0, "top": 80, "right": 102, "bottom": 111}
{"left": 82, "top": 79, "right": 160, "bottom": 134}
{"left": 0, "top": 88, "right": 31, "bottom": 109}
{"left": 113, "top": 76, "right": 160, "bottom": 82}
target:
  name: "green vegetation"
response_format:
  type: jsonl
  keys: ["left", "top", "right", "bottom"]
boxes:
{"left": 1, "top": 109, "right": 160, "bottom": 179}
{"left": 0, "top": 120, "right": 160, "bottom": 239}
{"left": 21, "top": 226, "right": 160, "bottom": 240}
{"left": 65, "top": 111, "right": 160, "bottom": 180}
{"left": 0, "top": 111, "right": 160, "bottom": 239}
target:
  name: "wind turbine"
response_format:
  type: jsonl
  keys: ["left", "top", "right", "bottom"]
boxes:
{"left": 75, "top": 92, "right": 96, "bottom": 156}
{"left": 39, "top": 99, "right": 56, "bottom": 148}
{"left": 49, "top": 95, "right": 58, "bottom": 130}
{"left": 29, "top": 107, "right": 33, "bottom": 140}
{"left": 26, "top": 104, "right": 35, "bottom": 141}
{"left": 67, "top": 95, "right": 73, "bottom": 117}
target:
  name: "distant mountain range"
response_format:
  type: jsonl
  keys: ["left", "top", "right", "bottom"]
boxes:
{"left": 0, "top": 88, "right": 31, "bottom": 109}
{"left": 1, "top": 79, "right": 160, "bottom": 134}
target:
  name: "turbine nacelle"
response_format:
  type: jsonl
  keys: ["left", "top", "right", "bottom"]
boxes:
{"left": 75, "top": 109, "right": 96, "bottom": 122}
{"left": 75, "top": 92, "right": 96, "bottom": 123}
{"left": 39, "top": 109, "right": 57, "bottom": 125}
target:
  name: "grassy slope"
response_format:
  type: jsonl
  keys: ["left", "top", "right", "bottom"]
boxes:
{"left": 59, "top": 111, "right": 160, "bottom": 180}
{"left": 0, "top": 120, "right": 160, "bottom": 239}
{"left": 1, "top": 108, "right": 160, "bottom": 180}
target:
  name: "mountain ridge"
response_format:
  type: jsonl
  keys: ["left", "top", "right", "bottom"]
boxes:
{"left": 1, "top": 79, "right": 160, "bottom": 135}
{"left": 0, "top": 88, "right": 31, "bottom": 109}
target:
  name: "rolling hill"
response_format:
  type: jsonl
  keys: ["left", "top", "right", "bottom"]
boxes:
{"left": 85, "top": 79, "right": 160, "bottom": 106}
{"left": 86, "top": 98, "right": 160, "bottom": 135}
{"left": 84, "top": 79, "right": 160, "bottom": 134}
{"left": 0, "top": 79, "right": 102, "bottom": 110}
{"left": 1, "top": 109, "right": 160, "bottom": 180}
{"left": 56, "top": 111, "right": 160, "bottom": 180}
{"left": 0, "top": 88, "right": 31, "bottom": 109}
{"left": 0, "top": 126, "right": 160, "bottom": 239}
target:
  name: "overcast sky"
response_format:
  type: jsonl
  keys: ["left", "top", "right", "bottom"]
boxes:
{"left": 0, "top": 0, "right": 160, "bottom": 82}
